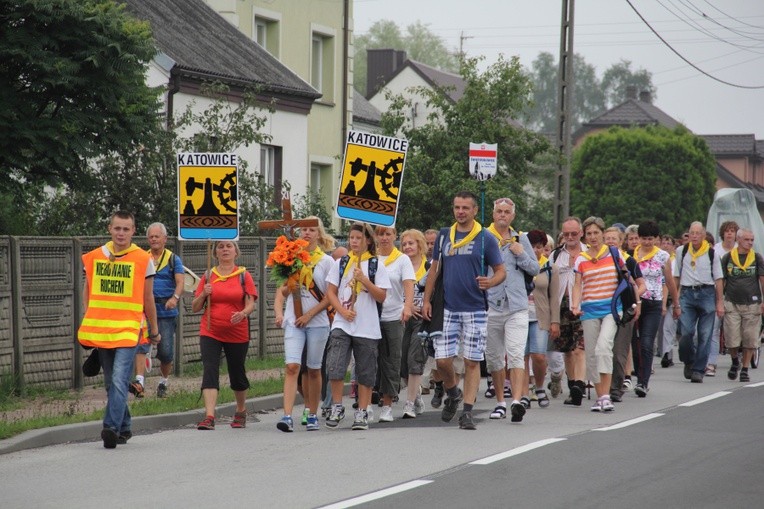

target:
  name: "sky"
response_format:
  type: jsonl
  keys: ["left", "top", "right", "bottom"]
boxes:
{"left": 354, "top": 0, "right": 764, "bottom": 139}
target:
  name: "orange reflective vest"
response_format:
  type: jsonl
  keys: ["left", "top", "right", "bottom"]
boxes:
{"left": 78, "top": 245, "right": 151, "bottom": 348}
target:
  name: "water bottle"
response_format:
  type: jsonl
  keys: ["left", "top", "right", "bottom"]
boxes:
{"left": 621, "top": 303, "right": 637, "bottom": 325}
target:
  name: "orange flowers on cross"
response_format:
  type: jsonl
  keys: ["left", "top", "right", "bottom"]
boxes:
{"left": 266, "top": 236, "right": 312, "bottom": 286}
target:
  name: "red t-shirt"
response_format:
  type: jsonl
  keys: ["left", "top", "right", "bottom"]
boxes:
{"left": 195, "top": 268, "right": 258, "bottom": 343}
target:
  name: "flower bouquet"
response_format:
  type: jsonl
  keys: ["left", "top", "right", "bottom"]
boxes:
{"left": 266, "top": 235, "right": 312, "bottom": 317}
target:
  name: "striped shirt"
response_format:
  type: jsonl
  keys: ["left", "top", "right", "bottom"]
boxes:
{"left": 575, "top": 250, "right": 620, "bottom": 320}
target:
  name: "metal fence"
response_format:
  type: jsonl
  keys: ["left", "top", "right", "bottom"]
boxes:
{"left": 0, "top": 236, "right": 284, "bottom": 393}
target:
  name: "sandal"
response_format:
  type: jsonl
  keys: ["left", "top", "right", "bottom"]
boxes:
{"left": 484, "top": 381, "right": 496, "bottom": 398}
{"left": 520, "top": 396, "right": 531, "bottom": 409}
{"left": 230, "top": 411, "right": 246, "bottom": 428}
{"left": 536, "top": 390, "right": 550, "bottom": 408}
{"left": 489, "top": 404, "right": 507, "bottom": 419}
{"left": 197, "top": 415, "right": 215, "bottom": 430}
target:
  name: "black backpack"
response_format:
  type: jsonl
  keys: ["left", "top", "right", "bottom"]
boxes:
{"left": 512, "top": 232, "right": 536, "bottom": 296}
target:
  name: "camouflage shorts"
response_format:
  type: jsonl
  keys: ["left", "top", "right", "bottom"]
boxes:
{"left": 553, "top": 296, "right": 584, "bottom": 353}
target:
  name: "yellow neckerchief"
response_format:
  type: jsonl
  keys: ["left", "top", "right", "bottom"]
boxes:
{"left": 487, "top": 223, "right": 512, "bottom": 247}
{"left": 413, "top": 256, "right": 427, "bottom": 281}
{"left": 211, "top": 266, "right": 246, "bottom": 283}
{"left": 449, "top": 221, "right": 482, "bottom": 254}
{"left": 299, "top": 247, "right": 325, "bottom": 288}
{"left": 634, "top": 245, "right": 659, "bottom": 264}
{"left": 619, "top": 249, "right": 631, "bottom": 261}
{"left": 729, "top": 247, "right": 755, "bottom": 272}
{"left": 670, "top": 252, "right": 675, "bottom": 262}
{"left": 105, "top": 241, "right": 140, "bottom": 262}
{"left": 147, "top": 248, "right": 174, "bottom": 272}
{"left": 343, "top": 251, "right": 373, "bottom": 294}
{"left": 688, "top": 240, "right": 710, "bottom": 269}
{"left": 538, "top": 254, "right": 549, "bottom": 268}
{"left": 579, "top": 244, "right": 608, "bottom": 263}
{"left": 382, "top": 247, "right": 403, "bottom": 267}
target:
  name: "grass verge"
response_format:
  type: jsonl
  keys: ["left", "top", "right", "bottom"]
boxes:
{"left": 0, "top": 357, "right": 285, "bottom": 441}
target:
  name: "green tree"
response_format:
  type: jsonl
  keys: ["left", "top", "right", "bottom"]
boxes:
{"left": 355, "top": 20, "right": 459, "bottom": 96}
{"left": 525, "top": 53, "right": 654, "bottom": 133}
{"left": 36, "top": 83, "right": 277, "bottom": 236}
{"left": 380, "top": 56, "right": 549, "bottom": 231}
{"left": 292, "top": 185, "right": 335, "bottom": 235}
{"left": 570, "top": 126, "right": 716, "bottom": 235}
{"left": 0, "top": 0, "right": 161, "bottom": 197}
{"left": 601, "top": 59, "right": 656, "bottom": 107}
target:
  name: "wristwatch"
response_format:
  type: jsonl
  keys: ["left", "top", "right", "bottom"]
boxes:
{"left": 173, "top": 294, "right": 181, "bottom": 300}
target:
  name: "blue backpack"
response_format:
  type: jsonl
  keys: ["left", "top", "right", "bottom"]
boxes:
{"left": 609, "top": 247, "right": 638, "bottom": 326}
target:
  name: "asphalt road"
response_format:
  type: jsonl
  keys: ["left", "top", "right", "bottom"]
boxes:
{"left": 1, "top": 356, "right": 762, "bottom": 509}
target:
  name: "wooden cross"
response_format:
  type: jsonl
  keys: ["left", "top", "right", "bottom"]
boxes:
{"left": 257, "top": 189, "right": 319, "bottom": 238}
{"left": 258, "top": 189, "right": 319, "bottom": 320}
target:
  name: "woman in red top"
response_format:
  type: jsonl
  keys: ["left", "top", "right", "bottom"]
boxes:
{"left": 191, "top": 241, "right": 257, "bottom": 430}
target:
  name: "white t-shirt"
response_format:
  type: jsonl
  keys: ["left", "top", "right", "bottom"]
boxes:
{"left": 714, "top": 241, "right": 735, "bottom": 256}
{"left": 379, "top": 252, "right": 416, "bottom": 322}
{"left": 327, "top": 257, "right": 391, "bottom": 339}
{"left": 283, "top": 254, "right": 334, "bottom": 328}
{"left": 553, "top": 243, "right": 586, "bottom": 303}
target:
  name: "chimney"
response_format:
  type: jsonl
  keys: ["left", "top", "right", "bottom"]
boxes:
{"left": 366, "top": 48, "right": 407, "bottom": 99}
{"left": 625, "top": 85, "right": 638, "bottom": 101}
{"left": 639, "top": 90, "right": 652, "bottom": 103}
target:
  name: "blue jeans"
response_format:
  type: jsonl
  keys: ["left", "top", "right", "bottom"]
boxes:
{"left": 99, "top": 345, "right": 137, "bottom": 433}
{"left": 678, "top": 286, "right": 716, "bottom": 374}
{"left": 633, "top": 299, "right": 662, "bottom": 387}
{"left": 156, "top": 316, "right": 177, "bottom": 365}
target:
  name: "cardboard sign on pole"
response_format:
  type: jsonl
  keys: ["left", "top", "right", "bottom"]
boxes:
{"left": 335, "top": 130, "right": 408, "bottom": 227}
{"left": 177, "top": 153, "right": 239, "bottom": 240}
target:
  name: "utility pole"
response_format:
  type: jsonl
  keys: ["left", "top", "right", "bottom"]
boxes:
{"left": 553, "top": 0, "right": 575, "bottom": 236}
{"left": 459, "top": 31, "right": 474, "bottom": 65}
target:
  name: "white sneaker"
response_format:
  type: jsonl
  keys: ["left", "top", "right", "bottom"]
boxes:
{"left": 402, "top": 401, "right": 416, "bottom": 419}
{"left": 365, "top": 405, "right": 375, "bottom": 423}
{"left": 378, "top": 405, "right": 394, "bottom": 422}
{"left": 414, "top": 395, "right": 425, "bottom": 415}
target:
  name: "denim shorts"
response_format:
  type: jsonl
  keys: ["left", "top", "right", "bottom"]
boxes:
{"left": 155, "top": 316, "right": 176, "bottom": 364}
{"left": 284, "top": 324, "right": 330, "bottom": 369}
{"left": 525, "top": 321, "right": 549, "bottom": 355}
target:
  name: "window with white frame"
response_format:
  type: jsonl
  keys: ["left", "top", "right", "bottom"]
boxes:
{"left": 260, "top": 145, "right": 283, "bottom": 207}
{"left": 310, "top": 29, "right": 334, "bottom": 100}
{"left": 254, "top": 14, "right": 279, "bottom": 57}
{"left": 310, "top": 162, "right": 332, "bottom": 211}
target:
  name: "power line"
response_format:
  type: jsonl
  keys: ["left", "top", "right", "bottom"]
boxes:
{"left": 656, "top": 53, "right": 764, "bottom": 86}
{"left": 625, "top": 0, "right": 764, "bottom": 89}
{"left": 675, "top": 0, "right": 764, "bottom": 41}
{"left": 702, "top": 0, "right": 764, "bottom": 30}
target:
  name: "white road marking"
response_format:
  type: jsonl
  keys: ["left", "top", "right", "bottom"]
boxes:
{"left": 469, "top": 438, "right": 567, "bottom": 465}
{"left": 317, "top": 480, "right": 433, "bottom": 509}
{"left": 593, "top": 413, "right": 664, "bottom": 431}
{"left": 679, "top": 391, "right": 731, "bottom": 407}
{"left": 744, "top": 381, "right": 764, "bottom": 388}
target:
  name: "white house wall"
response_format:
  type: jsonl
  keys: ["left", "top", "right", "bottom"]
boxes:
{"left": 148, "top": 59, "right": 309, "bottom": 193}
{"left": 368, "top": 67, "right": 440, "bottom": 130}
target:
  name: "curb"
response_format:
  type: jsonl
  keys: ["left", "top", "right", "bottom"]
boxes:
{"left": 0, "top": 392, "right": 285, "bottom": 455}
